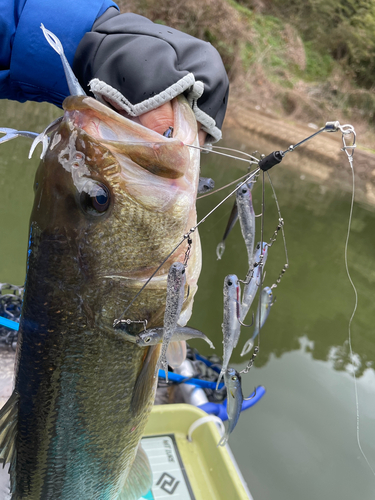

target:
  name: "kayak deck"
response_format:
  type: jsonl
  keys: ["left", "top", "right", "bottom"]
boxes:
{"left": 141, "top": 404, "right": 252, "bottom": 500}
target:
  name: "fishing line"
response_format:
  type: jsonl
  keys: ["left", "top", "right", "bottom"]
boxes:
{"left": 197, "top": 173, "right": 250, "bottom": 200}
{"left": 343, "top": 141, "right": 375, "bottom": 476}
{"left": 211, "top": 145, "right": 261, "bottom": 162}
{"left": 266, "top": 172, "right": 289, "bottom": 289}
{"left": 186, "top": 143, "right": 258, "bottom": 165}
{"left": 114, "top": 168, "right": 260, "bottom": 325}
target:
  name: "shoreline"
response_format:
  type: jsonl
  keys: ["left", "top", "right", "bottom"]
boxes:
{"left": 224, "top": 101, "right": 375, "bottom": 208}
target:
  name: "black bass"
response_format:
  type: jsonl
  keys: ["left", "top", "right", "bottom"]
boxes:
{"left": 0, "top": 94, "right": 202, "bottom": 500}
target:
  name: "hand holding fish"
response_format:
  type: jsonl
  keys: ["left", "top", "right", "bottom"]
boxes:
{"left": 0, "top": 2, "right": 229, "bottom": 145}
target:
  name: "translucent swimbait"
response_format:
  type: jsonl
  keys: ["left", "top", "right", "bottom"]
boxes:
{"left": 216, "top": 200, "right": 238, "bottom": 260}
{"left": 236, "top": 181, "right": 256, "bottom": 267}
{"left": 218, "top": 368, "right": 243, "bottom": 446}
{"left": 155, "top": 262, "right": 187, "bottom": 381}
{"left": 198, "top": 177, "right": 215, "bottom": 194}
{"left": 216, "top": 274, "right": 241, "bottom": 389}
{"left": 40, "top": 24, "right": 86, "bottom": 97}
{"left": 136, "top": 326, "right": 214, "bottom": 349}
{"left": 241, "top": 241, "right": 268, "bottom": 322}
{"left": 241, "top": 286, "right": 274, "bottom": 356}
{"left": 216, "top": 178, "right": 255, "bottom": 260}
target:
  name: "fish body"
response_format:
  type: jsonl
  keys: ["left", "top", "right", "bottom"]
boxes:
{"left": 241, "top": 241, "right": 268, "bottom": 322}
{"left": 241, "top": 286, "right": 274, "bottom": 356}
{"left": 236, "top": 182, "right": 256, "bottom": 267}
{"left": 216, "top": 274, "right": 241, "bottom": 389}
{"left": 0, "top": 94, "right": 202, "bottom": 499}
{"left": 218, "top": 368, "right": 243, "bottom": 446}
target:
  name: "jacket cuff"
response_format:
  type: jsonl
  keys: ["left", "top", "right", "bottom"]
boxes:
{"left": 9, "top": 0, "right": 118, "bottom": 105}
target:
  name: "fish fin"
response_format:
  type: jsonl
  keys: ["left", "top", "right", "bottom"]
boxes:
{"left": 240, "top": 338, "right": 254, "bottom": 357}
{"left": 216, "top": 241, "right": 225, "bottom": 260}
{"left": 118, "top": 443, "right": 153, "bottom": 500}
{"left": 0, "top": 391, "right": 19, "bottom": 467}
{"left": 203, "top": 335, "right": 215, "bottom": 349}
{"left": 216, "top": 370, "right": 224, "bottom": 390}
{"left": 131, "top": 345, "right": 159, "bottom": 414}
{"left": 166, "top": 340, "right": 187, "bottom": 368}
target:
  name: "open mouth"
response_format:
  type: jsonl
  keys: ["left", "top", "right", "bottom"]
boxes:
{"left": 63, "top": 95, "right": 198, "bottom": 179}
{"left": 101, "top": 96, "right": 176, "bottom": 138}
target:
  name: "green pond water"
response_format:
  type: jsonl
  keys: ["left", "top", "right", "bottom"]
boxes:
{"left": 1, "top": 99, "right": 375, "bottom": 500}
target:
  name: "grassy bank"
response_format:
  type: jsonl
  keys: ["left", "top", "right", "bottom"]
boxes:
{"left": 118, "top": 0, "right": 375, "bottom": 150}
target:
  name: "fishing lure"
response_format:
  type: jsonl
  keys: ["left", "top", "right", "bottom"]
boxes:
{"left": 216, "top": 274, "right": 241, "bottom": 389}
{"left": 155, "top": 262, "right": 187, "bottom": 382}
{"left": 241, "top": 286, "right": 274, "bottom": 356}
{"left": 236, "top": 181, "right": 256, "bottom": 267}
{"left": 218, "top": 368, "right": 250, "bottom": 446}
{"left": 216, "top": 178, "right": 255, "bottom": 260}
{"left": 198, "top": 177, "right": 215, "bottom": 194}
{"left": 241, "top": 242, "right": 268, "bottom": 322}
{"left": 121, "top": 325, "right": 214, "bottom": 349}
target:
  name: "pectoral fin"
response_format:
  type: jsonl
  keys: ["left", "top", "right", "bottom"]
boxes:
{"left": 166, "top": 340, "right": 187, "bottom": 369}
{"left": 0, "top": 391, "right": 19, "bottom": 470}
{"left": 131, "top": 345, "right": 159, "bottom": 414}
{"left": 118, "top": 443, "right": 153, "bottom": 500}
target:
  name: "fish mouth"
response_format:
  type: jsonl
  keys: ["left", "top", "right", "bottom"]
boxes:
{"left": 62, "top": 95, "right": 198, "bottom": 179}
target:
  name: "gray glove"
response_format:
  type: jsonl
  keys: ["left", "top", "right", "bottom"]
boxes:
{"left": 73, "top": 8, "right": 229, "bottom": 142}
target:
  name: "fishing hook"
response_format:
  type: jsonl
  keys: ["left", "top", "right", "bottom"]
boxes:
{"left": 244, "top": 387, "right": 257, "bottom": 401}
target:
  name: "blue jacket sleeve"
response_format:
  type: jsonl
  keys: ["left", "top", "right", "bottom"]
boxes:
{"left": 0, "top": 0, "right": 118, "bottom": 106}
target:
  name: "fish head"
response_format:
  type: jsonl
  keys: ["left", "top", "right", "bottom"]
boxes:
{"left": 224, "top": 367, "right": 241, "bottom": 397}
{"left": 167, "top": 262, "right": 187, "bottom": 293}
{"left": 236, "top": 181, "right": 252, "bottom": 201}
{"left": 224, "top": 274, "right": 240, "bottom": 301}
{"left": 30, "top": 95, "right": 202, "bottom": 328}
{"left": 136, "top": 330, "right": 161, "bottom": 347}
{"left": 263, "top": 286, "right": 274, "bottom": 303}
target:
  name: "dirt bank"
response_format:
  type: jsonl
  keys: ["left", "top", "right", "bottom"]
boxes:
{"left": 224, "top": 100, "right": 375, "bottom": 207}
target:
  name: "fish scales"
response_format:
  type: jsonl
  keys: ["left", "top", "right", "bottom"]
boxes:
{"left": 0, "top": 95, "right": 201, "bottom": 499}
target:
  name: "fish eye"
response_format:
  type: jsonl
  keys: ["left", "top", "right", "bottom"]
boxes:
{"left": 145, "top": 337, "right": 151, "bottom": 343}
{"left": 181, "top": 269, "right": 185, "bottom": 275}
{"left": 227, "top": 280, "right": 233, "bottom": 286}
{"left": 241, "top": 188, "right": 247, "bottom": 194}
{"left": 80, "top": 183, "right": 110, "bottom": 215}
{"left": 232, "top": 376, "right": 237, "bottom": 381}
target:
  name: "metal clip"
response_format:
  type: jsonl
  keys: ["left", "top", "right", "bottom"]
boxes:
{"left": 339, "top": 124, "right": 356, "bottom": 160}
{"left": 113, "top": 318, "right": 148, "bottom": 331}
{"left": 183, "top": 236, "right": 193, "bottom": 267}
